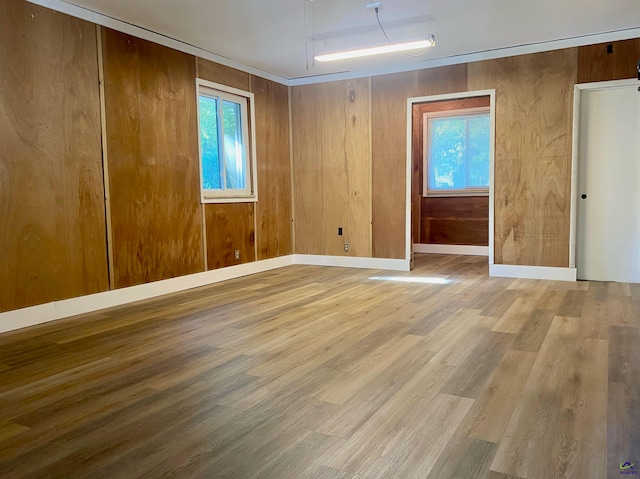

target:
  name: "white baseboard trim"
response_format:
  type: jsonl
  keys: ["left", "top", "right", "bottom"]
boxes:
{"left": 0, "top": 253, "right": 411, "bottom": 334}
{"left": 490, "top": 264, "right": 577, "bottom": 282}
{"left": 0, "top": 255, "right": 295, "bottom": 334}
{"left": 293, "top": 254, "right": 410, "bottom": 271}
{"left": 1, "top": 256, "right": 577, "bottom": 333}
{"left": 413, "top": 244, "right": 489, "bottom": 256}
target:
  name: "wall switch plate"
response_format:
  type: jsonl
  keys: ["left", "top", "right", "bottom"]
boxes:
{"left": 344, "top": 243, "right": 350, "bottom": 252}
{"left": 234, "top": 250, "right": 240, "bottom": 260}
{"left": 338, "top": 227, "right": 343, "bottom": 236}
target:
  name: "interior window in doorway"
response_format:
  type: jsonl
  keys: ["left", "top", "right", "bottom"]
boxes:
{"left": 424, "top": 107, "right": 490, "bottom": 197}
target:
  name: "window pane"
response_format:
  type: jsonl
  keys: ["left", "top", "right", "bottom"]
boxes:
{"left": 429, "top": 118, "right": 466, "bottom": 190}
{"left": 222, "top": 100, "right": 246, "bottom": 190}
{"left": 468, "top": 115, "right": 490, "bottom": 187}
{"left": 198, "top": 95, "right": 221, "bottom": 190}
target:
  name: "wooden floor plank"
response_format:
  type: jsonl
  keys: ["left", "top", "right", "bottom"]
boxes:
{"left": 490, "top": 321, "right": 608, "bottom": 478}
{"left": 462, "top": 350, "right": 537, "bottom": 443}
{"left": 426, "top": 435, "right": 499, "bottom": 479}
{"left": 0, "top": 254, "right": 635, "bottom": 478}
{"left": 439, "top": 331, "right": 514, "bottom": 399}
{"left": 511, "top": 309, "right": 555, "bottom": 352}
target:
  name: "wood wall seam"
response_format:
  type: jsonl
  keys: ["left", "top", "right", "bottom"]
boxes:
{"left": 96, "top": 25, "right": 116, "bottom": 290}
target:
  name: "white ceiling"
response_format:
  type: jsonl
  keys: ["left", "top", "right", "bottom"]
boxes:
{"left": 63, "top": 0, "right": 640, "bottom": 81}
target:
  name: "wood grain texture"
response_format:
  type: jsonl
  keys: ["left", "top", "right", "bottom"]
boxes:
{"left": 291, "top": 79, "right": 371, "bottom": 257}
{"left": 205, "top": 203, "right": 255, "bottom": 268}
{"left": 0, "top": 254, "right": 635, "bottom": 478}
{"left": 462, "top": 350, "right": 537, "bottom": 443}
{"left": 423, "top": 215, "right": 489, "bottom": 245}
{"left": 426, "top": 435, "right": 499, "bottom": 479}
{"left": 468, "top": 49, "right": 578, "bottom": 267}
{"left": 491, "top": 322, "right": 608, "bottom": 478}
{"left": 102, "top": 29, "right": 204, "bottom": 288}
{"left": 0, "top": 0, "right": 109, "bottom": 313}
{"left": 251, "top": 75, "right": 292, "bottom": 260}
{"left": 196, "top": 58, "right": 250, "bottom": 91}
{"left": 371, "top": 65, "right": 468, "bottom": 259}
{"left": 577, "top": 38, "right": 640, "bottom": 83}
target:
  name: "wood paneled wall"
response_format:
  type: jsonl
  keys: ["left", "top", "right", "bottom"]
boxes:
{"left": 578, "top": 38, "right": 640, "bottom": 83}
{"left": 469, "top": 49, "right": 577, "bottom": 267}
{"left": 0, "top": 0, "right": 292, "bottom": 314}
{"left": 370, "top": 66, "right": 469, "bottom": 259}
{"left": 291, "top": 79, "right": 371, "bottom": 257}
{"left": 2, "top": 0, "right": 640, "bottom": 315}
{"left": 421, "top": 197, "right": 489, "bottom": 245}
{"left": 0, "top": 0, "right": 108, "bottom": 313}
{"left": 102, "top": 30, "right": 204, "bottom": 288}
{"left": 205, "top": 204, "right": 255, "bottom": 268}
{"left": 252, "top": 76, "right": 293, "bottom": 260}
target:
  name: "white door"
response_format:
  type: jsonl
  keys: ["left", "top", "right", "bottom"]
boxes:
{"left": 576, "top": 84, "right": 640, "bottom": 283}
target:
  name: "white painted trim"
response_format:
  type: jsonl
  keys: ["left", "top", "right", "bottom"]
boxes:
{"left": 0, "top": 254, "right": 412, "bottom": 333}
{"left": 407, "top": 89, "right": 496, "bottom": 266}
{"left": 196, "top": 79, "right": 258, "bottom": 203}
{"left": 413, "top": 244, "right": 489, "bottom": 256}
{"left": 487, "top": 90, "right": 496, "bottom": 266}
{"left": 405, "top": 99, "right": 413, "bottom": 266}
{"left": 293, "top": 255, "right": 410, "bottom": 271}
{"left": 575, "top": 78, "right": 640, "bottom": 91}
{"left": 0, "top": 256, "right": 294, "bottom": 334}
{"left": 290, "top": 28, "right": 640, "bottom": 86}
{"left": 570, "top": 78, "right": 640, "bottom": 270}
{"left": 490, "top": 264, "right": 577, "bottom": 282}
{"left": 27, "top": 0, "right": 289, "bottom": 86}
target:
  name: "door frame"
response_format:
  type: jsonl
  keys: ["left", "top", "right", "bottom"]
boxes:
{"left": 570, "top": 78, "right": 639, "bottom": 270}
{"left": 406, "top": 89, "right": 496, "bottom": 266}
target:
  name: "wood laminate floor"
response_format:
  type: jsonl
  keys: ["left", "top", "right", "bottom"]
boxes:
{"left": 0, "top": 254, "right": 638, "bottom": 478}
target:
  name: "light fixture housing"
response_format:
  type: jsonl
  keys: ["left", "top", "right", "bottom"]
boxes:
{"left": 314, "top": 36, "right": 435, "bottom": 62}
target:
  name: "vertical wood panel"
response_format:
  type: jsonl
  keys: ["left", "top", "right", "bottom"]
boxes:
{"left": 577, "top": 38, "right": 640, "bottom": 83}
{"left": 468, "top": 49, "right": 577, "bottom": 267}
{"left": 197, "top": 58, "right": 250, "bottom": 90}
{"left": 371, "top": 65, "right": 468, "bottom": 259}
{"left": 205, "top": 203, "right": 255, "bottom": 268}
{"left": 102, "top": 29, "right": 203, "bottom": 288}
{"left": 291, "top": 79, "right": 371, "bottom": 257}
{"left": 251, "top": 75, "right": 292, "bottom": 260}
{"left": 0, "top": 0, "right": 108, "bottom": 313}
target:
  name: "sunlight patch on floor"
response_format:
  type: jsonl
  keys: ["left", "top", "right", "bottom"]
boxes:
{"left": 369, "top": 276, "right": 452, "bottom": 285}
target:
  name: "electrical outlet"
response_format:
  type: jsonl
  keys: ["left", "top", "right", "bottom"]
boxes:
{"left": 234, "top": 249, "right": 240, "bottom": 260}
{"left": 344, "top": 243, "right": 350, "bottom": 252}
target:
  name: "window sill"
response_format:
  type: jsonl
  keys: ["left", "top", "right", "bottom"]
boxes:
{"left": 423, "top": 191, "right": 489, "bottom": 198}
{"left": 201, "top": 196, "right": 257, "bottom": 204}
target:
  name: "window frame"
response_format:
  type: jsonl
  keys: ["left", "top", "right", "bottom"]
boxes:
{"left": 423, "top": 106, "right": 490, "bottom": 198}
{"left": 196, "top": 78, "right": 258, "bottom": 203}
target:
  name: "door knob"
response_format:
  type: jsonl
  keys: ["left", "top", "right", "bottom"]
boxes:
{"left": 581, "top": 194, "right": 587, "bottom": 199}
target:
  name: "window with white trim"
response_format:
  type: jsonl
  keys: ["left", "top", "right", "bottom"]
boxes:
{"left": 196, "top": 79, "right": 257, "bottom": 202}
{"left": 424, "top": 107, "right": 490, "bottom": 197}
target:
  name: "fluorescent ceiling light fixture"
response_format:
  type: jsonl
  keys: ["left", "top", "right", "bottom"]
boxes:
{"left": 369, "top": 276, "right": 451, "bottom": 285}
{"left": 315, "top": 37, "right": 435, "bottom": 62}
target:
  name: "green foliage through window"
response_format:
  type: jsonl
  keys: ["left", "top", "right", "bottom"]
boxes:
{"left": 427, "top": 111, "right": 490, "bottom": 194}
{"left": 198, "top": 87, "right": 249, "bottom": 196}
